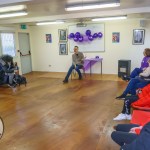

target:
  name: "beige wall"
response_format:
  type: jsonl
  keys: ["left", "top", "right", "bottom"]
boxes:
{"left": 29, "top": 20, "right": 150, "bottom": 74}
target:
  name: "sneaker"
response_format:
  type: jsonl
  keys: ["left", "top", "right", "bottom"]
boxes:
{"left": 126, "top": 114, "right": 132, "bottom": 120}
{"left": 79, "top": 76, "right": 82, "bottom": 80}
{"left": 121, "top": 75, "right": 130, "bottom": 81}
{"left": 116, "top": 94, "right": 126, "bottom": 100}
{"left": 113, "top": 113, "right": 127, "bottom": 121}
{"left": 63, "top": 79, "right": 68, "bottom": 83}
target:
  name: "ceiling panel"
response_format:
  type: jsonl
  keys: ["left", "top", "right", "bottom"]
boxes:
{"left": 0, "top": 0, "right": 150, "bottom": 25}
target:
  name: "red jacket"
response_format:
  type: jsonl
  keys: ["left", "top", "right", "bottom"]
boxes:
{"left": 132, "top": 84, "right": 150, "bottom": 108}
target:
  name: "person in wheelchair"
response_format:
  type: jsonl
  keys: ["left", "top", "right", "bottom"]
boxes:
{"left": 0, "top": 55, "right": 16, "bottom": 88}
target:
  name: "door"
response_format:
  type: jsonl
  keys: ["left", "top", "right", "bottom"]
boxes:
{"left": 18, "top": 33, "right": 32, "bottom": 74}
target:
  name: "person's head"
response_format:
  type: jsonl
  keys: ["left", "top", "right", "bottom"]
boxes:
{"left": 143, "top": 48, "right": 150, "bottom": 57}
{"left": 74, "top": 46, "right": 79, "bottom": 54}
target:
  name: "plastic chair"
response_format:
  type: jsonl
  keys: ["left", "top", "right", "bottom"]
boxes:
{"left": 130, "top": 107, "right": 150, "bottom": 126}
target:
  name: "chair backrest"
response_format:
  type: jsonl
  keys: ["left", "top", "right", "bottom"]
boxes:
{"left": 131, "top": 110, "right": 150, "bottom": 126}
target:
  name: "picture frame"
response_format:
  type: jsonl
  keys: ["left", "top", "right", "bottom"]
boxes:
{"left": 112, "top": 32, "right": 120, "bottom": 43}
{"left": 46, "top": 34, "right": 52, "bottom": 43}
{"left": 132, "top": 29, "right": 145, "bottom": 45}
{"left": 59, "top": 43, "right": 68, "bottom": 55}
{"left": 58, "top": 29, "right": 67, "bottom": 42}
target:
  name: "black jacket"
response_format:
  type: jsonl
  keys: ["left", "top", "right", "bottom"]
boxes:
{"left": 121, "top": 122, "right": 150, "bottom": 150}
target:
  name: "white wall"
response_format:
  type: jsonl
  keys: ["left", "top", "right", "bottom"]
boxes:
{"left": 0, "top": 25, "right": 31, "bottom": 75}
{"left": 30, "top": 20, "right": 150, "bottom": 74}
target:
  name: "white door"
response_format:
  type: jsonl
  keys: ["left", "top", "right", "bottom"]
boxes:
{"left": 18, "top": 33, "right": 32, "bottom": 74}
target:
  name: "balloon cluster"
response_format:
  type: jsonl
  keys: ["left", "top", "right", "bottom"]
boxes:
{"left": 68, "top": 30, "right": 103, "bottom": 42}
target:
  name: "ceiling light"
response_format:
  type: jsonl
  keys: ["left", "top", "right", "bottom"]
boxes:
{"left": 92, "top": 16, "right": 127, "bottom": 21}
{"left": 36, "top": 21, "right": 64, "bottom": 26}
{"left": 65, "top": 0, "right": 120, "bottom": 11}
{"left": 0, "top": 5, "right": 26, "bottom": 13}
{"left": 0, "top": 11, "right": 28, "bottom": 19}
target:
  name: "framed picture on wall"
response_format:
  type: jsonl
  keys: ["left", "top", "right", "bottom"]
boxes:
{"left": 59, "top": 43, "right": 68, "bottom": 55}
{"left": 132, "top": 29, "right": 145, "bottom": 45}
{"left": 58, "top": 29, "right": 67, "bottom": 42}
{"left": 46, "top": 34, "right": 52, "bottom": 43}
{"left": 112, "top": 32, "right": 120, "bottom": 43}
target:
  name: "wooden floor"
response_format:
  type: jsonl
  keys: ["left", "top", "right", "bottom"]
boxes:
{"left": 0, "top": 72, "right": 129, "bottom": 150}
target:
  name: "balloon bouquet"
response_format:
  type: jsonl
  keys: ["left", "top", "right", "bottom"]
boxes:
{"left": 68, "top": 30, "right": 103, "bottom": 42}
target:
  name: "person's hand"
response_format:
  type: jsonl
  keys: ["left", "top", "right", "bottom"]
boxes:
{"left": 142, "top": 67, "right": 146, "bottom": 71}
{"left": 136, "top": 88, "right": 142, "bottom": 94}
{"left": 129, "top": 126, "right": 142, "bottom": 134}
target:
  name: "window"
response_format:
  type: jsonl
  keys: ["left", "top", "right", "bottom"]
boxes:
{"left": 1, "top": 33, "right": 16, "bottom": 56}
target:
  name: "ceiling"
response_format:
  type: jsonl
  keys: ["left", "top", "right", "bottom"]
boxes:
{"left": 0, "top": 0, "right": 150, "bottom": 25}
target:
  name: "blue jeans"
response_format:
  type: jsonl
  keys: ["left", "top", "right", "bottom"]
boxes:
{"left": 123, "top": 77, "right": 149, "bottom": 95}
{"left": 65, "top": 64, "right": 83, "bottom": 81}
{"left": 111, "top": 124, "right": 139, "bottom": 147}
{"left": 130, "top": 68, "right": 143, "bottom": 78}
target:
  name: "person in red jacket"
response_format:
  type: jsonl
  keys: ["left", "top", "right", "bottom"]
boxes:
{"left": 113, "top": 84, "right": 150, "bottom": 121}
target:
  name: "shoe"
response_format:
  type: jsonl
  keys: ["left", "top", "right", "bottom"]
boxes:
{"left": 121, "top": 75, "right": 130, "bottom": 81}
{"left": 116, "top": 94, "right": 126, "bottom": 100}
{"left": 126, "top": 114, "right": 132, "bottom": 120}
{"left": 79, "top": 76, "right": 82, "bottom": 80}
{"left": 113, "top": 113, "right": 127, "bottom": 121}
{"left": 63, "top": 79, "right": 68, "bottom": 83}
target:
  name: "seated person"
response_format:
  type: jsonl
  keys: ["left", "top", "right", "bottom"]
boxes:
{"left": 111, "top": 122, "right": 150, "bottom": 150}
{"left": 0, "top": 55, "right": 16, "bottom": 87}
{"left": 122, "top": 48, "right": 150, "bottom": 81}
{"left": 114, "top": 84, "right": 150, "bottom": 120}
{"left": 63, "top": 46, "right": 84, "bottom": 83}
{"left": 116, "top": 59, "right": 150, "bottom": 99}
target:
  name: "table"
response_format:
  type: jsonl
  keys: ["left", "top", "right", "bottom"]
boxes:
{"left": 84, "top": 58, "right": 103, "bottom": 76}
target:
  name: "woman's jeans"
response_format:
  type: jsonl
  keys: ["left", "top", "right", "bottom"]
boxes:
{"left": 123, "top": 77, "right": 149, "bottom": 95}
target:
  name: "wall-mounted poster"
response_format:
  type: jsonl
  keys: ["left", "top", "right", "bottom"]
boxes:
{"left": 59, "top": 43, "right": 68, "bottom": 55}
{"left": 58, "top": 29, "right": 67, "bottom": 42}
{"left": 46, "top": 34, "right": 52, "bottom": 43}
{"left": 132, "top": 29, "right": 145, "bottom": 45}
{"left": 112, "top": 32, "right": 120, "bottom": 43}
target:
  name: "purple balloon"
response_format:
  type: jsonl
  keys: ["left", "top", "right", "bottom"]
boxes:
{"left": 97, "top": 32, "right": 103, "bottom": 38}
{"left": 74, "top": 37, "right": 78, "bottom": 42}
{"left": 93, "top": 33, "right": 98, "bottom": 38}
{"left": 85, "top": 30, "right": 91, "bottom": 36}
{"left": 79, "top": 36, "right": 83, "bottom": 42}
{"left": 88, "top": 35, "right": 93, "bottom": 41}
{"left": 69, "top": 33, "right": 75, "bottom": 38}
{"left": 68, "top": 35, "right": 71, "bottom": 39}
{"left": 83, "top": 35, "right": 89, "bottom": 42}
{"left": 75, "top": 32, "right": 80, "bottom": 38}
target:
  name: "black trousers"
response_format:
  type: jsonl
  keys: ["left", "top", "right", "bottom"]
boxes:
{"left": 111, "top": 124, "right": 139, "bottom": 147}
{"left": 122, "top": 95, "right": 139, "bottom": 114}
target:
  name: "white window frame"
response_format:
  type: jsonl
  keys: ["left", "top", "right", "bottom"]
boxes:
{"left": 0, "top": 32, "right": 16, "bottom": 57}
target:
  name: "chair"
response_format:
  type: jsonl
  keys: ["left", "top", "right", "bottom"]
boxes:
{"left": 71, "top": 66, "right": 86, "bottom": 79}
{"left": 130, "top": 106, "right": 150, "bottom": 126}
